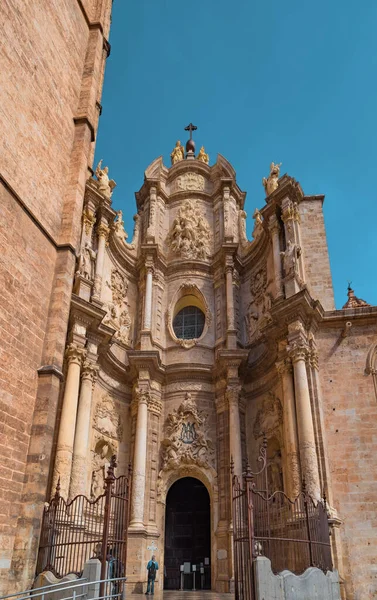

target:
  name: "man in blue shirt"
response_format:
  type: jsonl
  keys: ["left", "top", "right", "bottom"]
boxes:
{"left": 145, "top": 555, "right": 159, "bottom": 595}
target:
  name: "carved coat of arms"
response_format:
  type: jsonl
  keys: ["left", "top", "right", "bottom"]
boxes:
{"left": 160, "top": 393, "right": 214, "bottom": 471}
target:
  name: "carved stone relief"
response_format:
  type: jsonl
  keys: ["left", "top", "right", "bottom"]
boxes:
{"left": 253, "top": 392, "right": 283, "bottom": 441}
{"left": 94, "top": 394, "right": 123, "bottom": 441}
{"left": 245, "top": 266, "right": 273, "bottom": 342}
{"left": 166, "top": 200, "right": 211, "bottom": 260}
{"left": 160, "top": 393, "right": 215, "bottom": 473}
{"left": 174, "top": 173, "right": 205, "bottom": 192}
{"left": 102, "top": 269, "right": 132, "bottom": 345}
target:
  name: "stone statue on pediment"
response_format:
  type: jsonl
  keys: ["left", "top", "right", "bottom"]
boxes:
{"left": 170, "top": 140, "right": 185, "bottom": 165}
{"left": 95, "top": 159, "right": 116, "bottom": 199}
{"left": 262, "top": 162, "right": 282, "bottom": 197}
{"left": 197, "top": 146, "right": 209, "bottom": 164}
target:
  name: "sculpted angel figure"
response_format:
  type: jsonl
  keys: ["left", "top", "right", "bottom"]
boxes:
{"left": 197, "top": 146, "right": 209, "bottom": 164}
{"left": 95, "top": 159, "right": 116, "bottom": 199}
{"left": 262, "top": 162, "right": 282, "bottom": 197}
{"left": 170, "top": 140, "right": 185, "bottom": 165}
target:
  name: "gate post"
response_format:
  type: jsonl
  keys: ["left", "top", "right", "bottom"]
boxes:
{"left": 100, "top": 455, "right": 117, "bottom": 596}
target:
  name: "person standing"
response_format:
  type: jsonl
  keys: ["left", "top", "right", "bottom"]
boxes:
{"left": 145, "top": 554, "right": 159, "bottom": 595}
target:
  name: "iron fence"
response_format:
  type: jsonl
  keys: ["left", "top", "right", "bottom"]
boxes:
{"left": 232, "top": 439, "right": 333, "bottom": 600}
{"left": 36, "top": 456, "right": 131, "bottom": 598}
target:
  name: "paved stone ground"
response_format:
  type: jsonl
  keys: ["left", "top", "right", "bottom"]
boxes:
{"left": 129, "top": 592, "right": 233, "bottom": 600}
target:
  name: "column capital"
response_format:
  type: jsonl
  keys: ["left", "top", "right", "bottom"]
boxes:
{"left": 147, "top": 397, "right": 163, "bottom": 416}
{"left": 65, "top": 343, "right": 86, "bottom": 366}
{"left": 81, "top": 360, "right": 99, "bottom": 384}
{"left": 134, "top": 386, "right": 151, "bottom": 406}
{"left": 82, "top": 207, "right": 96, "bottom": 235}
{"left": 97, "top": 222, "right": 110, "bottom": 239}
{"left": 226, "top": 384, "right": 242, "bottom": 406}
{"left": 287, "top": 342, "right": 309, "bottom": 364}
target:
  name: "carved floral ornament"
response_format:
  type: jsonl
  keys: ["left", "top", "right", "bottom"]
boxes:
{"left": 253, "top": 392, "right": 283, "bottom": 441}
{"left": 159, "top": 393, "right": 215, "bottom": 474}
{"left": 166, "top": 282, "right": 212, "bottom": 349}
{"left": 166, "top": 200, "right": 211, "bottom": 260}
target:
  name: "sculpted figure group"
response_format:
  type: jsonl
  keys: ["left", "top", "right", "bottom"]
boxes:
{"left": 167, "top": 200, "right": 211, "bottom": 260}
{"left": 170, "top": 140, "right": 209, "bottom": 164}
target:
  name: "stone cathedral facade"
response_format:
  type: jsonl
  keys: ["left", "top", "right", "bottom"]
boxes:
{"left": 53, "top": 143, "right": 377, "bottom": 598}
{"left": 2, "top": 4, "right": 377, "bottom": 600}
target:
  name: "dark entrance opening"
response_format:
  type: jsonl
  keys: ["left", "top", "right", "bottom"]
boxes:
{"left": 164, "top": 477, "right": 211, "bottom": 590}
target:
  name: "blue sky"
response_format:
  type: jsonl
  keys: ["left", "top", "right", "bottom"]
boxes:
{"left": 95, "top": 0, "right": 377, "bottom": 309}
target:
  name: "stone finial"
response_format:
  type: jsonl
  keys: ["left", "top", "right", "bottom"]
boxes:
{"left": 342, "top": 283, "right": 371, "bottom": 309}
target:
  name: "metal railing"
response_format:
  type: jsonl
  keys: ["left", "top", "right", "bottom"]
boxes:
{"left": 36, "top": 457, "right": 130, "bottom": 600}
{"left": 232, "top": 438, "right": 333, "bottom": 600}
{"left": 0, "top": 577, "right": 126, "bottom": 600}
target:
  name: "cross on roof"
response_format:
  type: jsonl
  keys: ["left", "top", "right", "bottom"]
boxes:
{"left": 184, "top": 123, "right": 197, "bottom": 140}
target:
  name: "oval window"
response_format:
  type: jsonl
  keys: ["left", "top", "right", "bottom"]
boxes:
{"left": 172, "top": 306, "right": 205, "bottom": 340}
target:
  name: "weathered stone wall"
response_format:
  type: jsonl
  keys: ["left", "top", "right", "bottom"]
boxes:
{"left": 318, "top": 319, "right": 377, "bottom": 600}
{"left": 0, "top": 0, "right": 113, "bottom": 592}
{"left": 299, "top": 197, "right": 335, "bottom": 311}
{"left": 0, "top": 186, "right": 56, "bottom": 583}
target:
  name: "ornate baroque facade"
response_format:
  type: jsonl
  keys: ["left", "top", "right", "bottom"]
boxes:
{"left": 1, "top": 5, "right": 377, "bottom": 599}
{"left": 52, "top": 147, "right": 376, "bottom": 598}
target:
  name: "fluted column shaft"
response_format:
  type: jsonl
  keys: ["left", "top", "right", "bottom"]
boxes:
{"left": 269, "top": 215, "right": 283, "bottom": 298}
{"left": 291, "top": 348, "right": 321, "bottom": 500}
{"left": 93, "top": 223, "right": 109, "bottom": 299}
{"left": 143, "top": 268, "right": 153, "bottom": 330}
{"left": 129, "top": 389, "right": 149, "bottom": 529}
{"left": 70, "top": 361, "right": 98, "bottom": 498}
{"left": 53, "top": 344, "right": 86, "bottom": 498}
{"left": 277, "top": 360, "right": 300, "bottom": 499}
{"left": 228, "top": 386, "right": 242, "bottom": 477}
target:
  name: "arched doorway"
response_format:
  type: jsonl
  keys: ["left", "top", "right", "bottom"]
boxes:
{"left": 164, "top": 477, "right": 211, "bottom": 590}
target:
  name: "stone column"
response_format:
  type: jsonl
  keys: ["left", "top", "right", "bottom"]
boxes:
{"left": 146, "top": 186, "right": 157, "bottom": 242}
{"left": 225, "top": 260, "right": 237, "bottom": 349}
{"left": 70, "top": 360, "right": 99, "bottom": 498}
{"left": 52, "top": 343, "right": 86, "bottom": 498}
{"left": 143, "top": 267, "right": 153, "bottom": 330}
{"left": 227, "top": 385, "right": 242, "bottom": 477}
{"left": 129, "top": 388, "right": 149, "bottom": 530}
{"left": 92, "top": 222, "right": 109, "bottom": 300}
{"left": 289, "top": 344, "right": 321, "bottom": 500}
{"left": 276, "top": 358, "right": 300, "bottom": 499}
{"left": 268, "top": 214, "right": 284, "bottom": 299}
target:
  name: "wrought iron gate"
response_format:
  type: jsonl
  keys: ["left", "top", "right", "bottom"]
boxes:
{"left": 232, "top": 440, "right": 333, "bottom": 600}
{"left": 36, "top": 456, "right": 131, "bottom": 598}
